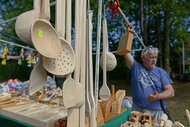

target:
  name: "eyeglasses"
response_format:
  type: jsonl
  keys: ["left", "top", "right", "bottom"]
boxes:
{"left": 141, "top": 45, "right": 154, "bottom": 56}
{"left": 145, "top": 46, "right": 153, "bottom": 51}
{"left": 142, "top": 45, "right": 153, "bottom": 52}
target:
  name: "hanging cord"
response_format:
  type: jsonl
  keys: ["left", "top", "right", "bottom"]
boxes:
{"left": 0, "top": 2, "right": 56, "bottom": 25}
{"left": 0, "top": 39, "right": 35, "bottom": 51}
{"left": 109, "top": 0, "right": 146, "bottom": 48}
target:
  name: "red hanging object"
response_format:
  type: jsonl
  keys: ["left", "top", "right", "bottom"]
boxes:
{"left": 109, "top": 0, "right": 122, "bottom": 19}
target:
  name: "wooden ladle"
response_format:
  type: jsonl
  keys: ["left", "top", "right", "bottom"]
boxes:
{"left": 15, "top": 0, "right": 41, "bottom": 45}
{"left": 31, "top": 0, "right": 61, "bottom": 58}
{"left": 42, "top": 0, "right": 75, "bottom": 76}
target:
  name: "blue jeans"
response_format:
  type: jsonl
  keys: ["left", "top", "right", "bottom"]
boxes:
{"left": 132, "top": 103, "right": 163, "bottom": 122}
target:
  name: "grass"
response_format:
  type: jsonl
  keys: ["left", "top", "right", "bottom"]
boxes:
{"left": 167, "top": 80, "right": 190, "bottom": 126}
{"left": 108, "top": 79, "right": 190, "bottom": 126}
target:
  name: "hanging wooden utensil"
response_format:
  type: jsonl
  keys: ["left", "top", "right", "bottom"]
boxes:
{"left": 29, "top": 56, "right": 47, "bottom": 96}
{"left": 66, "top": 0, "right": 84, "bottom": 126}
{"left": 100, "top": 17, "right": 117, "bottom": 71}
{"left": 99, "top": 17, "right": 111, "bottom": 101}
{"left": 87, "top": 10, "right": 97, "bottom": 127}
{"left": 63, "top": 0, "right": 84, "bottom": 108}
{"left": 85, "top": 9, "right": 92, "bottom": 118}
{"left": 42, "top": 0, "right": 75, "bottom": 77}
{"left": 15, "top": 0, "right": 41, "bottom": 45}
{"left": 31, "top": 0, "right": 62, "bottom": 58}
{"left": 42, "top": 38, "right": 75, "bottom": 76}
{"left": 79, "top": 0, "right": 87, "bottom": 125}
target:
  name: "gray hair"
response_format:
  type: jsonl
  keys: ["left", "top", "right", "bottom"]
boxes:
{"left": 141, "top": 46, "right": 159, "bottom": 57}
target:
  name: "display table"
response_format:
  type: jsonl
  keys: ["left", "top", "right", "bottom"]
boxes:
{"left": 0, "top": 103, "right": 67, "bottom": 127}
{"left": 0, "top": 114, "right": 33, "bottom": 127}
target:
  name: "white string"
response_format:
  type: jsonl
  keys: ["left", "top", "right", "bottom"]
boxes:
{"left": 0, "top": 17, "right": 18, "bottom": 25}
{"left": 92, "top": 48, "right": 145, "bottom": 55}
{"left": 0, "top": 39, "right": 35, "bottom": 51}
{"left": 0, "top": 2, "right": 56, "bottom": 25}
{"left": 0, "top": 54, "right": 19, "bottom": 60}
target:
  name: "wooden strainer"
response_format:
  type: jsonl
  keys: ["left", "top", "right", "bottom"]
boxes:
{"left": 100, "top": 52, "right": 117, "bottom": 71}
{"left": 42, "top": 0, "right": 75, "bottom": 77}
{"left": 42, "top": 38, "right": 75, "bottom": 77}
{"left": 100, "top": 17, "right": 117, "bottom": 71}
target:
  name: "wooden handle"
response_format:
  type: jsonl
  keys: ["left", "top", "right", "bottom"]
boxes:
{"left": 111, "top": 85, "right": 115, "bottom": 94}
{"left": 97, "top": 101, "right": 105, "bottom": 126}
{"left": 33, "top": 0, "right": 41, "bottom": 10}
{"left": 173, "top": 121, "right": 185, "bottom": 127}
{"left": 40, "top": 0, "right": 50, "bottom": 20}
{"left": 186, "top": 109, "right": 190, "bottom": 125}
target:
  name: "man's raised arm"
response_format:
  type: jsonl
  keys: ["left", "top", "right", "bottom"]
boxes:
{"left": 124, "top": 53, "right": 134, "bottom": 70}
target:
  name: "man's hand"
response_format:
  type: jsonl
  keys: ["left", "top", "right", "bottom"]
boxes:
{"left": 147, "top": 91, "right": 160, "bottom": 101}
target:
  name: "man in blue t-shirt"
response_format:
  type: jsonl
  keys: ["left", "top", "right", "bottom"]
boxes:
{"left": 124, "top": 46, "right": 174, "bottom": 121}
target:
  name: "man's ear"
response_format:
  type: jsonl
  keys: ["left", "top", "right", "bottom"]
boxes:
{"left": 141, "top": 56, "right": 145, "bottom": 62}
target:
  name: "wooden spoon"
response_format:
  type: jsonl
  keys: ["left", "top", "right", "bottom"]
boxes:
{"left": 99, "top": 18, "right": 111, "bottom": 100}
{"left": 87, "top": 10, "right": 96, "bottom": 127}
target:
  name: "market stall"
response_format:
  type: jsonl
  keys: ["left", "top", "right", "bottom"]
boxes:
{"left": 1, "top": 0, "right": 190, "bottom": 127}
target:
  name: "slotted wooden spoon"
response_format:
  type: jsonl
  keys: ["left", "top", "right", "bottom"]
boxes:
{"left": 42, "top": 0, "right": 75, "bottom": 77}
{"left": 100, "top": 17, "right": 117, "bottom": 71}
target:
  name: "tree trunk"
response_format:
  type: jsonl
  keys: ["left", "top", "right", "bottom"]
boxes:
{"left": 140, "top": 0, "right": 148, "bottom": 45}
{"left": 156, "top": 11, "right": 163, "bottom": 67}
{"left": 163, "top": 10, "right": 171, "bottom": 73}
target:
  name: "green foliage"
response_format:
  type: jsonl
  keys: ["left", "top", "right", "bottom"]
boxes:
{"left": 0, "top": 0, "right": 190, "bottom": 80}
{"left": 0, "top": 60, "right": 32, "bottom": 82}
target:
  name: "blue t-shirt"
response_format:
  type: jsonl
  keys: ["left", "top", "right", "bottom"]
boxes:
{"left": 131, "top": 61, "right": 173, "bottom": 110}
